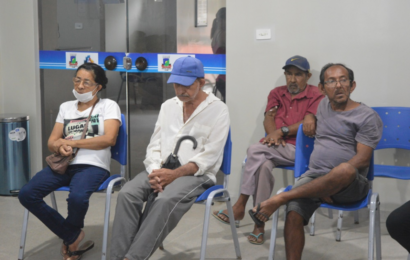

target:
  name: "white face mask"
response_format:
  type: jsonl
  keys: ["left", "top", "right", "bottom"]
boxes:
{"left": 72, "top": 87, "right": 98, "bottom": 103}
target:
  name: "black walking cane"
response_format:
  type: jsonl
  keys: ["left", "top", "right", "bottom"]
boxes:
{"left": 138, "top": 136, "right": 198, "bottom": 228}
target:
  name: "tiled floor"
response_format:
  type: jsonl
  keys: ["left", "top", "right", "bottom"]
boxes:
{"left": 1, "top": 191, "right": 407, "bottom": 260}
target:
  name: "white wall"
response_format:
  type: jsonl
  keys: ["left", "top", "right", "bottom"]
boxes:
{"left": 227, "top": 0, "right": 410, "bottom": 214}
{"left": 0, "top": 0, "right": 42, "bottom": 175}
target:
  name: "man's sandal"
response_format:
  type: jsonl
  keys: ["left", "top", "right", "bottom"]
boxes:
{"left": 248, "top": 232, "right": 265, "bottom": 245}
{"left": 248, "top": 203, "right": 269, "bottom": 227}
{"left": 63, "top": 240, "right": 94, "bottom": 260}
{"left": 212, "top": 210, "right": 240, "bottom": 228}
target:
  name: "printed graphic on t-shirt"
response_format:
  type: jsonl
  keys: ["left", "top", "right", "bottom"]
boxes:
{"left": 63, "top": 114, "right": 100, "bottom": 140}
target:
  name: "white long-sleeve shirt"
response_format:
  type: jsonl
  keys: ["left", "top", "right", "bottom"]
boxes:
{"left": 143, "top": 92, "right": 230, "bottom": 184}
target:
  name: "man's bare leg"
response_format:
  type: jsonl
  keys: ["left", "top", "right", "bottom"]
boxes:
{"left": 251, "top": 162, "right": 357, "bottom": 222}
{"left": 213, "top": 194, "right": 249, "bottom": 223}
{"left": 285, "top": 211, "right": 305, "bottom": 260}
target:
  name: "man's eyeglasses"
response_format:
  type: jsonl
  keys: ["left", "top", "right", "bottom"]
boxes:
{"left": 324, "top": 78, "right": 351, "bottom": 88}
{"left": 73, "top": 78, "right": 98, "bottom": 88}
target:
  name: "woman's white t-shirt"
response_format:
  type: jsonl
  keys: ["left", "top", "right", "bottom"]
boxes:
{"left": 56, "top": 98, "right": 121, "bottom": 172}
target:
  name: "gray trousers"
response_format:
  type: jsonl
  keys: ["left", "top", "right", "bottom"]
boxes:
{"left": 110, "top": 171, "right": 213, "bottom": 260}
{"left": 241, "top": 142, "right": 295, "bottom": 206}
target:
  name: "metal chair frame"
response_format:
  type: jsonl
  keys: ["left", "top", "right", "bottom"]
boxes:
{"left": 18, "top": 114, "right": 127, "bottom": 260}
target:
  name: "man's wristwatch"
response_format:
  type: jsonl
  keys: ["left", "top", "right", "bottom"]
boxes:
{"left": 281, "top": 126, "right": 290, "bottom": 138}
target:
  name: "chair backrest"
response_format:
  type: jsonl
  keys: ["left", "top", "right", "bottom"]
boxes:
{"left": 372, "top": 107, "right": 410, "bottom": 150}
{"left": 293, "top": 124, "right": 375, "bottom": 182}
{"left": 111, "top": 114, "right": 127, "bottom": 166}
{"left": 220, "top": 129, "right": 232, "bottom": 175}
{"left": 294, "top": 124, "right": 315, "bottom": 178}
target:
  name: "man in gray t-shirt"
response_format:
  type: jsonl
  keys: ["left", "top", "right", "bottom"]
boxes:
{"left": 248, "top": 63, "right": 383, "bottom": 260}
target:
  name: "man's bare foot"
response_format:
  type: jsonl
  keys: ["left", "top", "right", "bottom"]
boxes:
{"left": 247, "top": 224, "right": 265, "bottom": 245}
{"left": 212, "top": 204, "right": 245, "bottom": 224}
{"left": 251, "top": 197, "right": 285, "bottom": 223}
{"left": 62, "top": 230, "right": 85, "bottom": 260}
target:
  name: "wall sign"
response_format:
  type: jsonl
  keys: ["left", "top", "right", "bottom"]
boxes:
{"left": 195, "top": 0, "right": 208, "bottom": 27}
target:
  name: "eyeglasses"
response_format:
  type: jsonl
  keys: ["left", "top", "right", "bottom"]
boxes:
{"left": 324, "top": 78, "right": 351, "bottom": 88}
{"left": 73, "top": 77, "right": 98, "bottom": 88}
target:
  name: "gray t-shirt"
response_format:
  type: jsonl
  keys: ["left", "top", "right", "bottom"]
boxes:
{"left": 304, "top": 97, "right": 383, "bottom": 177}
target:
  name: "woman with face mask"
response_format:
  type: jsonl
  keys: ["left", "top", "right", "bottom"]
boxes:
{"left": 18, "top": 63, "right": 121, "bottom": 260}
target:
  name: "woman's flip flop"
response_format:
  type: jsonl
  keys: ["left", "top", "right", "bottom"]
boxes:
{"left": 63, "top": 240, "right": 94, "bottom": 260}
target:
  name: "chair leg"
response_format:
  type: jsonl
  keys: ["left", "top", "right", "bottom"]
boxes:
{"left": 328, "top": 208, "right": 333, "bottom": 219}
{"left": 375, "top": 194, "right": 381, "bottom": 260}
{"left": 225, "top": 195, "right": 242, "bottom": 259}
{"left": 336, "top": 210, "right": 344, "bottom": 241}
{"left": 199, "top": 193, "right": 219, "bottom": 260}
{"left": 282, "top": 169, "right": 289, "bottom": 187}
{"left": 310, "top": 211, "right": 316, "bottom": 236}
{"left": 102, "top": 177, "right": 125, "bottom": 260}
{"left": 268, "top": 188, "right": 287, "bottom": 260}
{"left": 101, "top": 188, "right": 112, "bottom": 260}
{"left": 268, "top": 207, "right": 280, "bottom": 260}
{"left": 354, "top": 210, "right": 360, "bottom": 224}
{"left": 50, "top": 191, "right": 58, "bottom": 212}
{"left": 18, "top": 209, "right": 29, "bottom": 260}
{"left": 235, "top": 159, "right": 247, "bottom": 228}
{"left": 368, "top": 193, "right": 379, "bottom": 260}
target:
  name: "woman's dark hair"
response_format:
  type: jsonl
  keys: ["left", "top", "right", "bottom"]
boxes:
{"left": 75, "top": 63, "right": 108, "bottom": 89}
{"left": 211, "top": 7, "right": 226, "bottom": 39}
{"left": 319, "top": 63, "right": 354, "bottom": 85}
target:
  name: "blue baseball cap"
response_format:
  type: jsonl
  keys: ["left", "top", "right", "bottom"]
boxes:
{"left": 167, "top": 56, "right": 205, "bottom": 86}
{"left": 282, "top": 55, "right": 310, "bottom": 72}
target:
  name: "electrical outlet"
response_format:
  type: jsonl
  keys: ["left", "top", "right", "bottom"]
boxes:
{"left": 256, "top": 29, "right": 271, "bottom": 40}
{"left": 75, "top": 23, "right": 83, "bottom": 30}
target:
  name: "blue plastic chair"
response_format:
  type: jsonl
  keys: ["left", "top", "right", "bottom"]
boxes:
{"left": 18, "top": 114, "right": 127, "bottom": 260}
{"left": 160, "top": 130, "right": 241, "bottom": 260}
{"left": 268, "top": 124, "right": 381, "bottom": 260}
{"left": 372, "top": 107, "right": 410, "bottom": 179}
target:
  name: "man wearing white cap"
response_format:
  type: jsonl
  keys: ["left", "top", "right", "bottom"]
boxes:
{"left": 110, "top": 56, "right": 230, "bottom": 260}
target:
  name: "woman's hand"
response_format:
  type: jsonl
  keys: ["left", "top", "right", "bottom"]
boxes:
{"left": 59, "top": 144, "right": 73, "bottom": 157}
{"left": 52, "top": 138, "right": 69, "bottom": 154}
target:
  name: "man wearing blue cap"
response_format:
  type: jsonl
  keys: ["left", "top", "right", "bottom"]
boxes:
{"left": 213, "top": 55, "right": 324, "bottom": 245}
{"left": 110, "top": 56, "right": 230, "bottom": 260}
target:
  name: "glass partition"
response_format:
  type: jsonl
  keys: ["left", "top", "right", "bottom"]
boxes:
{"left": 39, "top": 0, "right": 226, "bottom": 179}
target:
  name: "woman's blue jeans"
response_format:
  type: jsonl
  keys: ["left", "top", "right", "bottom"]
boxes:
{"left": 18, "top": 164, "right": 109, "bottom": 245}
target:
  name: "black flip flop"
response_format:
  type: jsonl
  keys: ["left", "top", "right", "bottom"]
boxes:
{"left": 64, "top": 240, "right": 94, "bottom": 260}
{"left": 248, "top": 203, "right": 269, "bottom": 227}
